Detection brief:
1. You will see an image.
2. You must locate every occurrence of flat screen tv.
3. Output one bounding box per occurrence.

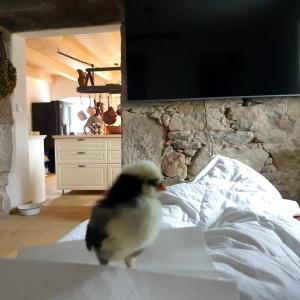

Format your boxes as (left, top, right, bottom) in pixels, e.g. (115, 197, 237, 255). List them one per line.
(125, 0, 300, 101)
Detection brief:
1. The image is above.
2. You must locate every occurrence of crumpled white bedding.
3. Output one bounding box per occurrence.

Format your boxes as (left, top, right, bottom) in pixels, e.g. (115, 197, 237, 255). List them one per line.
(204, 208, 300, 300)
(60, 155, 300, 300)
(159, 154, 298, 229)
(159, 155, 300, 300)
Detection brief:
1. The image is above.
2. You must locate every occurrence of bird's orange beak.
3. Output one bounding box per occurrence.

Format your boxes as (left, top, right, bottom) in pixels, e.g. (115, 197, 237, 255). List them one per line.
(156, 183, 167, 191)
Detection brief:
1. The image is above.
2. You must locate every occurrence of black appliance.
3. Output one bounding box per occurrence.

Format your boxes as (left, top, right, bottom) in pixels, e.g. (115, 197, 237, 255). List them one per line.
(32, 100, 72, 173)
(125, 0, 300, 101)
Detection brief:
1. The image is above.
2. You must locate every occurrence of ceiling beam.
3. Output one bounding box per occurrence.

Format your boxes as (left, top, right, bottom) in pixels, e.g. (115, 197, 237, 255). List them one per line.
(26, 64, 53, 83)
(71, 33, 121, 68)
(55, 36, 112, 81)
(26, 46, 78, 82)
(94, 32, 121, 60)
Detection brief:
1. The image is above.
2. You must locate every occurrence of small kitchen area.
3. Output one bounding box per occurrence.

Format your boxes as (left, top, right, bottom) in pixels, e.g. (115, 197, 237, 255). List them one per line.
(0, 3, 125, 260)
(26, 26, 122, 202)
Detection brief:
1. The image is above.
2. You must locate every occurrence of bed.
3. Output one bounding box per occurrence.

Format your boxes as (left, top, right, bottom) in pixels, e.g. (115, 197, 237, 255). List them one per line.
(57, 155, 300, 300)
(159, 155, 300, 300)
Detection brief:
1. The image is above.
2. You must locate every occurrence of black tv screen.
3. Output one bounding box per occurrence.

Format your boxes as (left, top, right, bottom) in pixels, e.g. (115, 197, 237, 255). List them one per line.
(125, 0, 300, 101)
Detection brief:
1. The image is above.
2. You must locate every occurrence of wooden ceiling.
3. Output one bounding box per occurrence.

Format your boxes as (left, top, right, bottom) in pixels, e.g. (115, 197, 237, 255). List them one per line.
(25, 30, 121, 84)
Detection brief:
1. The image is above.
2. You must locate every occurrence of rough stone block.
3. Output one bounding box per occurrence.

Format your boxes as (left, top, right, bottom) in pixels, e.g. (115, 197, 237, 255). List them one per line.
(0, 186, 10, 216)
(122, 112, 166, 166)
(214, 144, 269, 172)
(262, 170, 300, 202)
(0, 125, 12, 172)
(161, 114, 171, 127)
(168, 131, 192, 141)
(269, 149, 300, 171)
(211, 131, 255, 145)
(169, 113, 206, 131)
(0, 97, 13, 124)
(228, 105, 262, 130)
(150, 110, 162, 120)
(261, 165, 277, 173)
(172, 140, 202, 150)
(188, 145, 213, 176)
(193, 131, 209, 143)
(205, 99, 242, 131)
(0, 172, 9, 187)
(183, 149, 198, 157)
(161, 150, 187, 179)
(168, 102, 206, 131)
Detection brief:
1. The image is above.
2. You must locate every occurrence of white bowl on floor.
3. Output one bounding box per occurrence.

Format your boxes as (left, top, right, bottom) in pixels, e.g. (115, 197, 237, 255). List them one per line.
(18, 203, 42, 216)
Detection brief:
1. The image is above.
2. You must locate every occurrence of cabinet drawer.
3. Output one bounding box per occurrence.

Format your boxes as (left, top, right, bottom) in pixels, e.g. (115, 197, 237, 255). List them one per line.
(107, 150, 121, 163)
(57, 150, 107, 164)
(57, 164, 107, 190)
(107, 138, 121, 150)
(56, 138, 107, 151)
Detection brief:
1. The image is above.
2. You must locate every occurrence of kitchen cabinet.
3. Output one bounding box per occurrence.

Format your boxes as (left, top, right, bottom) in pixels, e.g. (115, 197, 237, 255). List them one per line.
(53, 135, 121, 192)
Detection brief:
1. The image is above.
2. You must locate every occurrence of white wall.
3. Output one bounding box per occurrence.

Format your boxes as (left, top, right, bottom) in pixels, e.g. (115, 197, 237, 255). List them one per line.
(7, 34, 31, 208)
(50, 76, 79, 100)
(50, 76, 108, 100)
(26, 76, 51, 132)
(27, 76, 51, 103)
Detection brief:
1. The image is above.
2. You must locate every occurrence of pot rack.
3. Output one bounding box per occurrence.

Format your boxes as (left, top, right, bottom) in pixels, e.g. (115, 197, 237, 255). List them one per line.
(57, 49, 121, 94)
(77, 66, 122, 94)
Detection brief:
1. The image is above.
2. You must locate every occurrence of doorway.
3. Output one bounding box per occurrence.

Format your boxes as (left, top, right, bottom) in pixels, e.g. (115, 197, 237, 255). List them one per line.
(8, 24, 121, 206)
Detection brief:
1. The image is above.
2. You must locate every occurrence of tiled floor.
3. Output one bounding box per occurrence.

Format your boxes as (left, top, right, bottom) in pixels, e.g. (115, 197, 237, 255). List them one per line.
(0, 175, 103, 259)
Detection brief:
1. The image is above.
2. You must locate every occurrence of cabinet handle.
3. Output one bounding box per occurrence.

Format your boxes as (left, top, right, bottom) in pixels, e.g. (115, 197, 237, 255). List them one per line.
(77, 151, 85, 154)
(78, 165, 86, 168)
(77, 138, 85, 141)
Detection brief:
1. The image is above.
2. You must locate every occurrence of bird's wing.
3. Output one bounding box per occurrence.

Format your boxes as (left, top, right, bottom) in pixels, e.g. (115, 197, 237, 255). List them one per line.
(85, 205, 114, 251)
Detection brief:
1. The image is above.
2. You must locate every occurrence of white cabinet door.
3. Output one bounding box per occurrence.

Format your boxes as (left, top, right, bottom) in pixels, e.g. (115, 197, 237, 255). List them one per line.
(107, 137, 121, 150)
(107, 150, 121, 163)
(107, 164, 122, 187)
(57, 164, 107, 190)
(55, 137, 122, 191)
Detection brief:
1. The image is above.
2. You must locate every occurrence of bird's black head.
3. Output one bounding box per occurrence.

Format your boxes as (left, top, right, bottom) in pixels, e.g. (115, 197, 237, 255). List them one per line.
(101, 161, 166, 208)
(101, 174, 144, 208)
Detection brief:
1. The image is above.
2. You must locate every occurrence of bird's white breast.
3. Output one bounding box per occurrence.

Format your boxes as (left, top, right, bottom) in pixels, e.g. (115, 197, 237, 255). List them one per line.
(101, 197, 162, 261)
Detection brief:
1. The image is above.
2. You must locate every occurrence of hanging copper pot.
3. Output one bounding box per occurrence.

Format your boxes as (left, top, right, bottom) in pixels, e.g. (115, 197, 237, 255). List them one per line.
(103, 94, 117, 125)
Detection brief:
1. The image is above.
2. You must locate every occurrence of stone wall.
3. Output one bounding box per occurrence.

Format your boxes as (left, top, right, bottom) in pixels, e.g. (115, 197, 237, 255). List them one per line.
(0, 27, 13, 216)
(123, 98, 300, 203)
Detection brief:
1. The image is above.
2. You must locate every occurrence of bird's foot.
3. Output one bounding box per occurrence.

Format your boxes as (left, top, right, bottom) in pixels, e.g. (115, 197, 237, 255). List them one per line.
(99, 258, 109, 266)
(124, 256, 132, 268)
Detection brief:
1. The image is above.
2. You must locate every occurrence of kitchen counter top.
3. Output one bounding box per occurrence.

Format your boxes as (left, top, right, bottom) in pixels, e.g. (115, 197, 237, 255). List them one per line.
(52, 134, 122, 139)
(29, 135, 47, 139)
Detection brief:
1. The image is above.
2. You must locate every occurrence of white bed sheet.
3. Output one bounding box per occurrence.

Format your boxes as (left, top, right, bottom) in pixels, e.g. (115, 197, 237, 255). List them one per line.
(59, 155, 300, 300)
(159, 155, 300, 300)
(204, 207, 300, 300)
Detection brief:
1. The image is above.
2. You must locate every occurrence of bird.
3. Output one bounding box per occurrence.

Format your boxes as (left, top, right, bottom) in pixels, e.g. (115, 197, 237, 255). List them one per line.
(85, 160, 166, 268)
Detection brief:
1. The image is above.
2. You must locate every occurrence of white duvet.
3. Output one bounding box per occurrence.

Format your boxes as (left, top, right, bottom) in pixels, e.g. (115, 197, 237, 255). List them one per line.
(159, 155, 300, 300)
(60, 155, 300, 300)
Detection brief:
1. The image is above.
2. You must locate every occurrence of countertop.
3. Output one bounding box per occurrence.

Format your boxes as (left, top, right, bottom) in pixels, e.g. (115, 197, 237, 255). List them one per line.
(29, 135, 47, 139)
(52, 134, 122, 139)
